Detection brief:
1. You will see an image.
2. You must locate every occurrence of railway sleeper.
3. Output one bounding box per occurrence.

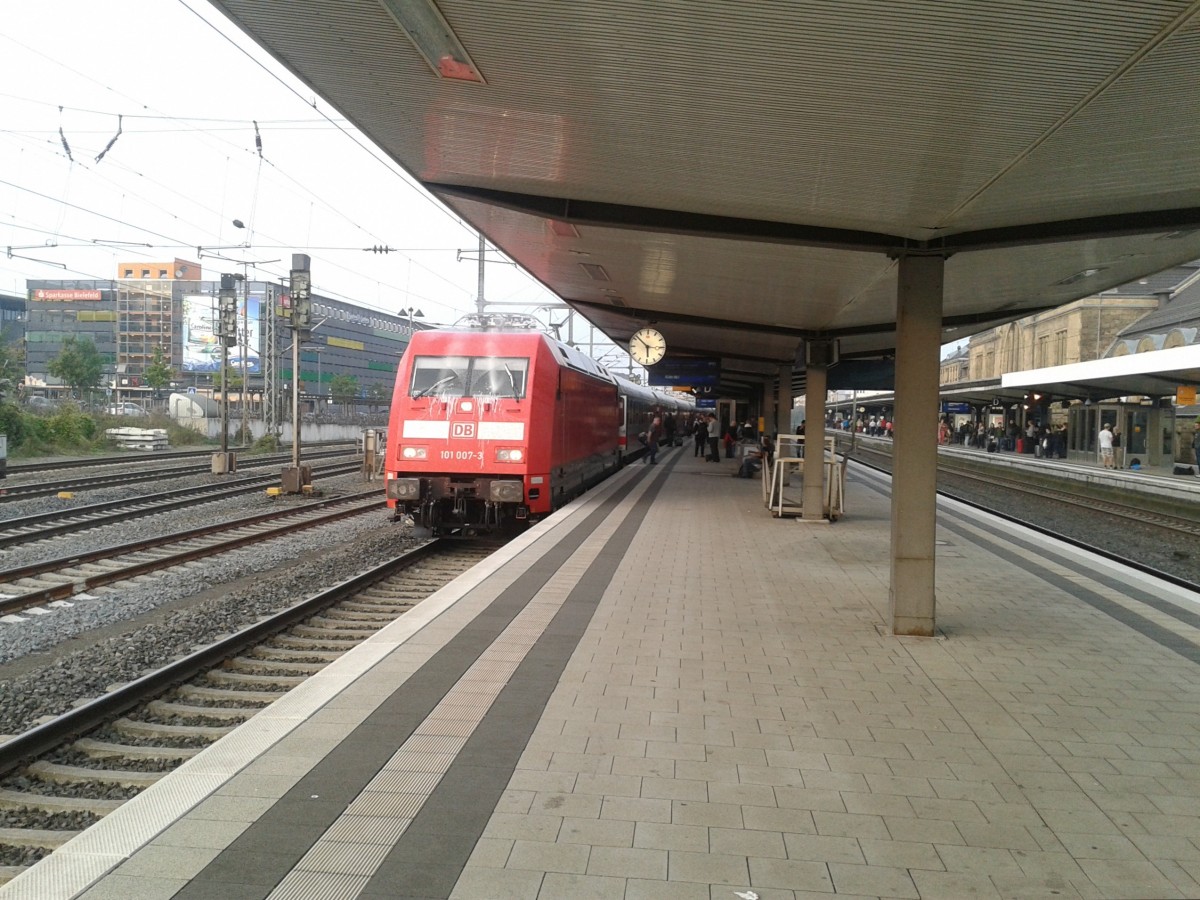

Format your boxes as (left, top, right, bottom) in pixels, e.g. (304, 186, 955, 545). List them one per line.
(361, 589, 441, 601)
(112, 717, 232, 741)
(73, 738, 202, 762)
(25, 761, 162, 790)
(146, 700, 260, 722)
(301, 615, 380, 631)
(0, 827, 80, 850)
(270, 634, 360, 650)
(290, 624, 370, 640)
(0, 788, 122, 815)
(293, 624, 379, 639)
(175, 685, 284, 705)
(338, 600, 409, 613)
(205, 670, 307, 688)
(319, 609, 398, 623)
(250, 646, 344, 662)
(224, 657, 327, 676)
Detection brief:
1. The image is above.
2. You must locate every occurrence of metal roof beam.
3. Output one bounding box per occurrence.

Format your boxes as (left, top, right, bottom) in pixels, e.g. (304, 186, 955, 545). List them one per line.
(431, 184, 901, 253)
(432, 184, 1200, 255)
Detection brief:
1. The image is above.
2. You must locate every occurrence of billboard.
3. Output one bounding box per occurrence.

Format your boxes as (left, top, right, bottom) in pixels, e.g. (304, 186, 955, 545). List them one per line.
(182, 294, 262, 373)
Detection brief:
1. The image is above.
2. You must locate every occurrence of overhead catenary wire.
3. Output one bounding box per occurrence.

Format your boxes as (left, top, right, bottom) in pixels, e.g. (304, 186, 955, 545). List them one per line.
(0, 7, 561, 317)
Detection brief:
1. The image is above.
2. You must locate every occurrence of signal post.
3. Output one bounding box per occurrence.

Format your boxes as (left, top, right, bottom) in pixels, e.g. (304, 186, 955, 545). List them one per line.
(211, 273, 239, 474)
(280, 254, 313, 493)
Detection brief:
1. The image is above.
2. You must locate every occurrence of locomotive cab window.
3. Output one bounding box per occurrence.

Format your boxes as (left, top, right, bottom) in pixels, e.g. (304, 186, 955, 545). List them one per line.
(469, 357, 527, 398)
(409, 356, 528, 399)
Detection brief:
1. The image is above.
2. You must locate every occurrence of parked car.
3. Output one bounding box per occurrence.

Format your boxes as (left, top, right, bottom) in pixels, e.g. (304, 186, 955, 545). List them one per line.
(25, 396, 57, 413)
(106, 401, 149, 417)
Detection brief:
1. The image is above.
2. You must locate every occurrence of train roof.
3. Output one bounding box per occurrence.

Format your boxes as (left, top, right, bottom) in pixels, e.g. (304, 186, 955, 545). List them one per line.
(424, 314, 694, 410)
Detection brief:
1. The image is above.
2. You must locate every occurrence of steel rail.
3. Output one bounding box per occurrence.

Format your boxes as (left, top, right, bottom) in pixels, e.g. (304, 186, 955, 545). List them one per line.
(2, 441, 359, 475)
(0, 449, 356, 502)
(0, 492, 385, 616)
(0, 461, 363, 549)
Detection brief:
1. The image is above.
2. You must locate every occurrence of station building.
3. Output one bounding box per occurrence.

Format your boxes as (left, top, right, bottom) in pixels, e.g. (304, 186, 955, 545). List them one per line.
(23, 261, 420, 407)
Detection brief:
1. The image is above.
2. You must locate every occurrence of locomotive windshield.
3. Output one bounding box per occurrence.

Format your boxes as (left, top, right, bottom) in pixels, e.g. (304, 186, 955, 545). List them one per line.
(410, 356, 528, 399)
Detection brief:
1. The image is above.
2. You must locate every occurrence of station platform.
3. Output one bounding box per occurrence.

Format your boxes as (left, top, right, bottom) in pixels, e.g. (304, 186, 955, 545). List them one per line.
(6, 446, 1200, 900)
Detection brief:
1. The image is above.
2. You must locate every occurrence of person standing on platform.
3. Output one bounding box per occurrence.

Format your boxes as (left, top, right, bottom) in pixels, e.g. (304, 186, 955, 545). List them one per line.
(706, 414, 721, 462)
(1111, 425, 1123, 469)
(693, 416, 707, 457)
(1098, 422, 1114, 469)
(645, 417, 663, 465)
(1191, 421, 1200, 471)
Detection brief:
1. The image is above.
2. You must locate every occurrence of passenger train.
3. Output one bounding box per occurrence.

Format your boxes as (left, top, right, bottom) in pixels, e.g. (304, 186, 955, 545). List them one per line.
(384, 314, 693, 535)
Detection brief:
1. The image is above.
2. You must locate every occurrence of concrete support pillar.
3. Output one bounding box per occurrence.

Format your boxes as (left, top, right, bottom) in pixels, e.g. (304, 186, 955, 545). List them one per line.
(801, 360, 828, 518)
(889, 253, 945, 636)
(760, 379, 773, 436)
(775, 365, 792, 438)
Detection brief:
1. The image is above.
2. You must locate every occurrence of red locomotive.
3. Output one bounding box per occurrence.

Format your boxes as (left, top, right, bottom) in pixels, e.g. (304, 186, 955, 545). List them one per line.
(385, 314, 692, 535)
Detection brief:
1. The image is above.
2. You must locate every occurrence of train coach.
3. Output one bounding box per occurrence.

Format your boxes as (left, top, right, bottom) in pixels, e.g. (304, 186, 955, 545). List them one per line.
(385, 314, 693, 535)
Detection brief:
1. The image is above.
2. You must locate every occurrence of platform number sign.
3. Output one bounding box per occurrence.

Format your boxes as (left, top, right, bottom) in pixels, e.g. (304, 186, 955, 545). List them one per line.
(452, 422, 476, 438)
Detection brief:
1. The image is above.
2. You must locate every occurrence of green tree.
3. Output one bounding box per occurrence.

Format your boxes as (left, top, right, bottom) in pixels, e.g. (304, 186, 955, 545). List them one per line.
(217, 364, 243, 391)
(366, 381, 390, 411)
(144, 345, 174, 396)
(47, 336, 104, 398)
(330, 373, 358, 409)
(0, 336, 24, 404)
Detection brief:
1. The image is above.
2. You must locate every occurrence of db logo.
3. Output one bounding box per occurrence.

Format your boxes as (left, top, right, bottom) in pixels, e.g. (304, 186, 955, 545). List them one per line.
(451, 422, 476, 438)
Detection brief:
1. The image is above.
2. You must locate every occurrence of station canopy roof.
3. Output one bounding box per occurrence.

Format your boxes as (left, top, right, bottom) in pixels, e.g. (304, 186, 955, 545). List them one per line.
(1003, 344, 1200, 403)
(211, 0, 1200, 398)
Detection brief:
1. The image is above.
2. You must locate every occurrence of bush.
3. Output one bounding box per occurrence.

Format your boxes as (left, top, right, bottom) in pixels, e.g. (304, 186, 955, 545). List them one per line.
(0, 404, 26, 447)
(251, 433, 281, 454)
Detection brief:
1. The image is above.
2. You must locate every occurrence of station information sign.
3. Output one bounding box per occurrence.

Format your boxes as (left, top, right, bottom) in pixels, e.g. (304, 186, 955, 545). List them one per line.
(647, 357, 719, 387)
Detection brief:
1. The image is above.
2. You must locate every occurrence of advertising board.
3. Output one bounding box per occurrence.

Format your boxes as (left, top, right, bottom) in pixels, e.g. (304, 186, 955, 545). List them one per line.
(182, 294, 262, 373)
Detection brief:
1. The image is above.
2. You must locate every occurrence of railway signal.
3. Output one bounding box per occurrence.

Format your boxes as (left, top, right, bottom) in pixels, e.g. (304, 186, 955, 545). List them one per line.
(212, 274, 239, 475)
(283, 255, 314, 493)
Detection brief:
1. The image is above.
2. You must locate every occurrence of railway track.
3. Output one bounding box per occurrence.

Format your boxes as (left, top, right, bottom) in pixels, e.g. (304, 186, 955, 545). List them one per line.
(847, 440, 1200, 539)
(937, 465, 1200, 537)
(838, 437, 1200, 589)
(1, 442, 358, 476)
(0, 459, 364, 550)
(0, 490, 385, 618)
(0, 448, 357, 504)
(0, 539, 494, 884)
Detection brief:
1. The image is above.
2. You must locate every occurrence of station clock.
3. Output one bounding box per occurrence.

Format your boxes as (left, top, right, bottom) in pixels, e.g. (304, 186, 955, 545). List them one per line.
(629, 327, 667, 366)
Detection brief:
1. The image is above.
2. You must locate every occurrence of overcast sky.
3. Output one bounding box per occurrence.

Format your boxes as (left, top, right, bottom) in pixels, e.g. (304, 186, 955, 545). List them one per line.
(0, 0, 584, 338)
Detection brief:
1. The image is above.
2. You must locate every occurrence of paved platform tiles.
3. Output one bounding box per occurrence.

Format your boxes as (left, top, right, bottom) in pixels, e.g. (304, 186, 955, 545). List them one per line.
(8, 446, 1199, 900)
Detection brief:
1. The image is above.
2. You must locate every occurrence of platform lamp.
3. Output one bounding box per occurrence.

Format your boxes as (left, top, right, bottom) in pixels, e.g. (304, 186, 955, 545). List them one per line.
(401, 306, 424, 329)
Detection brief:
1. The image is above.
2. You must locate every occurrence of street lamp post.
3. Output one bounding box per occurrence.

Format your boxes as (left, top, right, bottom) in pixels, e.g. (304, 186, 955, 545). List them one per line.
(304, 344, 324, 405)
(400, 306, 424, 330)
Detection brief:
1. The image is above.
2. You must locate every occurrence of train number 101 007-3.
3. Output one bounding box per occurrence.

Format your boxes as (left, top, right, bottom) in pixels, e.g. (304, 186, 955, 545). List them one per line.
(440, 450, 484, 462)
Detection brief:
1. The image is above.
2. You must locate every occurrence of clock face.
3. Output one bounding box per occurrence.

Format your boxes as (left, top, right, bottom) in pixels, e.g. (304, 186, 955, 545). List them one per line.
(629, 328, 667, 366)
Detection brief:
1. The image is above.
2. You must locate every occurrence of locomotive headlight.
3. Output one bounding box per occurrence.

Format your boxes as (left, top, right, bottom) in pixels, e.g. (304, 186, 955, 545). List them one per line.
(496, 448, 524, 462)
(401, 446, 428, 459)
